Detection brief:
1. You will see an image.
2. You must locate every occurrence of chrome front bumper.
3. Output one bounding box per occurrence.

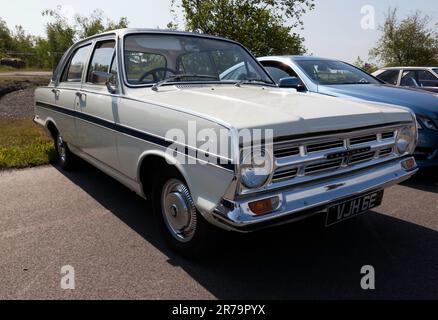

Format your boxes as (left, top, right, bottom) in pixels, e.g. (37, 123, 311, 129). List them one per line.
(211, 157, 417, 232)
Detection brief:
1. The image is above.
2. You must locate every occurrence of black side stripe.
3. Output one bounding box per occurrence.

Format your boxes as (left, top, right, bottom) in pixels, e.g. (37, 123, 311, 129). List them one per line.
(36, 101, 235, 171)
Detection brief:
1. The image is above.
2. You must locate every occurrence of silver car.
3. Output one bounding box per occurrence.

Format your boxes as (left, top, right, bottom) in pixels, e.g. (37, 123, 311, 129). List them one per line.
(34, 30, 418, 256)
(373, 67, 438, 93)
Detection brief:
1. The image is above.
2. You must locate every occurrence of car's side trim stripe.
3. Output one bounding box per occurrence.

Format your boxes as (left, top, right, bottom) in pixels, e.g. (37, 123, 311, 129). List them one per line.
(35, 101, 235, 171)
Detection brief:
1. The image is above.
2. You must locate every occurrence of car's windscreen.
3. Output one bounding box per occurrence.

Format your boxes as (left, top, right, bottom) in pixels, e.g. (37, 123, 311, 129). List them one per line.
(123, 34, 273, 86)
(433, 68, 438, 75)
(295, 60, 379, 85)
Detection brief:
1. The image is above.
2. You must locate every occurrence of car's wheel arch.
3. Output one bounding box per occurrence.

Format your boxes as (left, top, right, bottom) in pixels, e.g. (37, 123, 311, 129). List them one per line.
(44, 118, 60, 139)
(137, 150, 192, 201)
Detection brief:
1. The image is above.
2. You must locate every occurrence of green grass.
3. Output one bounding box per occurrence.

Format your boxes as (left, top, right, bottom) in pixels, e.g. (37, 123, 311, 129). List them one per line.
(0, 65, 15, 73)
(0, 119, 56, 169)
(0, 65, 51, 73)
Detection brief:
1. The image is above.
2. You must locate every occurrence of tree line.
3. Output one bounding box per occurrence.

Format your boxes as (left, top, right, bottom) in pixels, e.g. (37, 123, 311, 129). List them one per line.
(0, 2, 437, 71)
(0, 6, 128, 70)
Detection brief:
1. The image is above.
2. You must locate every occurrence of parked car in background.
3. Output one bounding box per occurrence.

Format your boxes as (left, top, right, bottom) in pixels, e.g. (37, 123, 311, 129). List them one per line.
(34, 30, 418, 256)
(253, 56, 438, 167)
(0, 57, 26, 69)
(373, 67, 438, 93)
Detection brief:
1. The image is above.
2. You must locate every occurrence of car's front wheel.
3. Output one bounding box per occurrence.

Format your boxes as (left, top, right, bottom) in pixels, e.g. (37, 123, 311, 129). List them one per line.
(54, 132, 76, 171)
(153, 168, 220, 257)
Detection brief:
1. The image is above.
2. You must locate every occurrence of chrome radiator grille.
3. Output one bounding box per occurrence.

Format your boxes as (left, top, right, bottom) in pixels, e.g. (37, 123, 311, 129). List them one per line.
(271, 128, 398, 184)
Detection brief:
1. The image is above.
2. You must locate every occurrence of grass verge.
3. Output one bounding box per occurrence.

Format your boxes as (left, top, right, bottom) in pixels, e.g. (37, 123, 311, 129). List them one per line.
(0, 65, 51, 73)
(0, 119, 56, 170)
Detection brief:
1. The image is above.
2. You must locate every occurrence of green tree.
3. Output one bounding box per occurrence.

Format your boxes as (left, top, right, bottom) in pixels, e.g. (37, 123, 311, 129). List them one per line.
(43, 7, 77, 67)
(353, 56, 377, 74)
(0, 18, 14, 56)
(42, 6, 129, 68)
(75, 9, 129, 39)
(370, 8, 438, 66)
(169, 0, 315, 56)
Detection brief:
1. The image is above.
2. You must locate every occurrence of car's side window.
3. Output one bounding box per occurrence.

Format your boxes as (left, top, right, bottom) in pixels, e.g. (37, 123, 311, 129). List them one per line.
(400, 71, 419, 87)
(417, 70, 438, 87)
(260, 61, 298, 83)
(87, 40, 116, 83)
(378, 70, 399, 85)
(60, 44, 91, 83)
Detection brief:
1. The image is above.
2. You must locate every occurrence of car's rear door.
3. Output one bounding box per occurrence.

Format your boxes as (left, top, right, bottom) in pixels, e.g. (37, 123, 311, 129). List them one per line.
(52, 43, 92, 146)
(76, 37, 120, 170)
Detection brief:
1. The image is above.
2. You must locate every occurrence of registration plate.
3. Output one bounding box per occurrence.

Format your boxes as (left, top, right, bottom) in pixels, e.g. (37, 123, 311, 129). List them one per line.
(326, 190, 384, 227)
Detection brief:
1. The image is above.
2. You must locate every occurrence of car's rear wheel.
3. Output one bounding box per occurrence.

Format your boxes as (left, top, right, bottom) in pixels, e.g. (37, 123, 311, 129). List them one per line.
(54, 132, 75, 171)
(153, 168, 220, 257)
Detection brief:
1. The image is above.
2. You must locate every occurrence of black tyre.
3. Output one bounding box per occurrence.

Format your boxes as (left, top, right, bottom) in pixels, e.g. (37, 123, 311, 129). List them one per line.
(54, 132, 76, 171)
(153, 167, 221, 258)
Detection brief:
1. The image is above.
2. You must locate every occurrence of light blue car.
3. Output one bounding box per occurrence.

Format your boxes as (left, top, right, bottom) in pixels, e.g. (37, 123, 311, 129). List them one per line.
(251, 56, 438, 167)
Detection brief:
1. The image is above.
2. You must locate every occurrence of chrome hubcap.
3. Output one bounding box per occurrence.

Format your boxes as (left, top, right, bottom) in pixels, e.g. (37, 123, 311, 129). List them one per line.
(56, 135, 66, 163)
(161, 179, 197, 243)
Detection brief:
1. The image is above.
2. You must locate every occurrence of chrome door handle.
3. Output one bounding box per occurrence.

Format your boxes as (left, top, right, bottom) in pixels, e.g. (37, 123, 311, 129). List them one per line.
(75, 92, 87, 100)
(51, 89, 60, 97)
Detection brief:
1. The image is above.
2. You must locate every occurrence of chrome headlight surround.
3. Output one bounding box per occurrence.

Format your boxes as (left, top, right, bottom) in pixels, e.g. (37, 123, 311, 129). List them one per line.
(395, 125, 417, 155)
(240, 148, 273, 189)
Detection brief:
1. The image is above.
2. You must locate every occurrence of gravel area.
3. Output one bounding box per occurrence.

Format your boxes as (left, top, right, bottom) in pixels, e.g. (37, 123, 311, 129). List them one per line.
(0, 88, 36, 119)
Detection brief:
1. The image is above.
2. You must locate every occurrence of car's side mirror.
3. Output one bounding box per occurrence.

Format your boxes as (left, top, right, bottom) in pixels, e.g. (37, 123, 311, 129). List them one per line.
(278, 77, 306, 92)
(91, 71, 117, 94)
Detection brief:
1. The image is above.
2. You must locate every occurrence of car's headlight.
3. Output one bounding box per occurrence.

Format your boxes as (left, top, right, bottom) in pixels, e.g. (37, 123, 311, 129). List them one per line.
(395, 126, 417, 155)
(417, 116, 437, 131)
(240, 149, 273, 189)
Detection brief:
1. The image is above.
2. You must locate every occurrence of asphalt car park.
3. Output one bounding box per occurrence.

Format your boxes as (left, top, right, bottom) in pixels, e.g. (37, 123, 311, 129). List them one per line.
(0, 162, 437, 300)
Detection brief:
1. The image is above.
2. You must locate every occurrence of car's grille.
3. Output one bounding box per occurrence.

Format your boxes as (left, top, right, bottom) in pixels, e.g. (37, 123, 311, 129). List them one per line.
(274, 145, 300, 158)
(306, 140, 344, 153)
(350, 134, 377, 146)
(272, 167, 299, 182)
(304, 159, 343, 175)
(350, 150, 376, 164)
(271, 127, 398, 184)
(381, 132, 395, 140)
(379, 147, 394, 157)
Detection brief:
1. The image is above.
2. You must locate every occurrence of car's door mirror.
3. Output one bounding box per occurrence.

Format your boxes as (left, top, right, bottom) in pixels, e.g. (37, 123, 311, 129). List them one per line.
(91, 71, 117, 94)
(278, 77, 306, 92)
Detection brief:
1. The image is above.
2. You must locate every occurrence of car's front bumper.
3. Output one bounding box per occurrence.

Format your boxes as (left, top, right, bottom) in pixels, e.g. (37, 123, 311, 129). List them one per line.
(210, 157, 417, 232)
(415, 130, 438, 167)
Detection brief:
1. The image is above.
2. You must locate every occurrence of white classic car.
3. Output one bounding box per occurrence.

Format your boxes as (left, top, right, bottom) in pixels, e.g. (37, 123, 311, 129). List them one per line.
(34, 29, 418, 256)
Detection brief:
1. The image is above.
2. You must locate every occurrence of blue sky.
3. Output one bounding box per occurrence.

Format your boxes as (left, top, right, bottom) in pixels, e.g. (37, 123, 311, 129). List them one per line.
(1, 0, 437, 64)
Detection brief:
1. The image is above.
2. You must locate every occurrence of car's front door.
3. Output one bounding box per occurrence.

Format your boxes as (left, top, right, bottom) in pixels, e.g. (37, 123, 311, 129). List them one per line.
(76, 38, 120, 170)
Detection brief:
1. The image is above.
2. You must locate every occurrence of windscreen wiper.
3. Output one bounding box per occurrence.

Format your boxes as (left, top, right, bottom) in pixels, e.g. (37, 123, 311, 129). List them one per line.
(235, 78, 273, 87)
(152, 73, 219, 91)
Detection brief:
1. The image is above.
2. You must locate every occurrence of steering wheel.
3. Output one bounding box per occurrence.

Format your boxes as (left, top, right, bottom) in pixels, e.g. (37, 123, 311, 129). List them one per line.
(139, 67, 177, 82)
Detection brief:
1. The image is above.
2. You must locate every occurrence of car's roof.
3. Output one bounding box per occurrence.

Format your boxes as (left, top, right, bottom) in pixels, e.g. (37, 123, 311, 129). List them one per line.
(379, 66, 438, 70)
(259, 55, 340, 62)
(79, 28, 235, 43)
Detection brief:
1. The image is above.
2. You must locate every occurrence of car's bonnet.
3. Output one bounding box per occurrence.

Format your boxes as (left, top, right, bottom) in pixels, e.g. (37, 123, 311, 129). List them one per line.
(317, 84, 438, 119)
(128, 85, 413, 137)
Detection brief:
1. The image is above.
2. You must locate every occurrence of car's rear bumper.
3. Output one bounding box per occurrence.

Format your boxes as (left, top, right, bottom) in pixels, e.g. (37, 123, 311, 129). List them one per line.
(210, 157, 417, 232)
